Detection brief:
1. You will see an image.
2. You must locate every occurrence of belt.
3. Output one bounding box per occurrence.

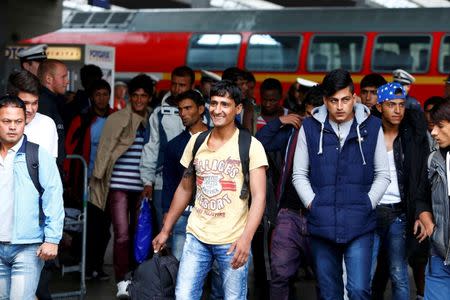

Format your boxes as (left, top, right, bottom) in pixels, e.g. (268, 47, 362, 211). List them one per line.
(379, 202, 403, 210)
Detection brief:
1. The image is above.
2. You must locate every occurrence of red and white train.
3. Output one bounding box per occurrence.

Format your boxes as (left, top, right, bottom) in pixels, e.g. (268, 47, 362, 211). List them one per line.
(25, 7, 450, 103)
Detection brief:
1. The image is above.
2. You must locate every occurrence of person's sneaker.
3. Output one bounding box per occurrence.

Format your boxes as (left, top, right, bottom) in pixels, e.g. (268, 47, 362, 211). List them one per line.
(116, 280, 130, 299)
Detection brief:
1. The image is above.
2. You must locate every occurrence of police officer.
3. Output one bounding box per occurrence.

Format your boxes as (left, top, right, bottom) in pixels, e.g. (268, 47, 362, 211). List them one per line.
(392, 69, 421, 111)
(17, 44, 47, 76)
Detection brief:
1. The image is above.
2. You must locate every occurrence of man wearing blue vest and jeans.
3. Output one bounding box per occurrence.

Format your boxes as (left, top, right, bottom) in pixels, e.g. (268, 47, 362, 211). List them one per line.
(293, 69, 390, 299)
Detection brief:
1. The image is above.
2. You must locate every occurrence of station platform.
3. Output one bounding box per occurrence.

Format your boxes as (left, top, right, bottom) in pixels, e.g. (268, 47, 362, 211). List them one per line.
(48, 234, 418, 299)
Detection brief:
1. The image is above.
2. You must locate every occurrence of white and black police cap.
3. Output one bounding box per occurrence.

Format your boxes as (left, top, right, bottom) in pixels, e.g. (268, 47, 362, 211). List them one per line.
(392, 69, 415, 85)
(17, 44, 48, 62)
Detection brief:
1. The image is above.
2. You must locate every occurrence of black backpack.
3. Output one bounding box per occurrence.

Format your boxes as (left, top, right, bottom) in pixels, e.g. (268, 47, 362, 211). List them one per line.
(25, 141, 44, 198)
(190, 128, 276, 280)
(128, 252, 179, 300)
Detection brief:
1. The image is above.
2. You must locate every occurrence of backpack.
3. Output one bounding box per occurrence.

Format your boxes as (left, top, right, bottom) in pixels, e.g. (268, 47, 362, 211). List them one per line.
(25, 141, 44, 198)
(127, 251, 179, 300)
(190, 128, 276, 280)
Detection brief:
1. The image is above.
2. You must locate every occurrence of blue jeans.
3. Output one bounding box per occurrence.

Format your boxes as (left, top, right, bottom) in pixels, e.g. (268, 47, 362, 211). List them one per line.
(424, 255, 450, 300)
(172, 213, 224, 300)
(172, 213, 189, 261)
(371, 214, 409, 300)
(311, 232, 373, 300)
(176, 233, 250, 300)
(0, 243, 44, 300)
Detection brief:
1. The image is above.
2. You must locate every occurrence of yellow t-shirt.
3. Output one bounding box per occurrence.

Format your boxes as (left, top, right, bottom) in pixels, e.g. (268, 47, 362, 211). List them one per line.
(180, 129, 268, 245)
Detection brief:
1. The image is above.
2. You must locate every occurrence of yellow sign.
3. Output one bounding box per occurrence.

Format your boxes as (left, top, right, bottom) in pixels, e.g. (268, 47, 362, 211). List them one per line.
(46, 47, 82, 61)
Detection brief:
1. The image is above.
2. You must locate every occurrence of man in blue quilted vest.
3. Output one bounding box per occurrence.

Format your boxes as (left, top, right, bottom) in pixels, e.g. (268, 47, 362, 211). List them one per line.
(292, 69, 390, 300)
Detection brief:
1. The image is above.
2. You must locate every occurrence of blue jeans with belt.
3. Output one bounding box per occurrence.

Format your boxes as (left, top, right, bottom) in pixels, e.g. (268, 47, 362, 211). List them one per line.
(0, 243, 44, 300)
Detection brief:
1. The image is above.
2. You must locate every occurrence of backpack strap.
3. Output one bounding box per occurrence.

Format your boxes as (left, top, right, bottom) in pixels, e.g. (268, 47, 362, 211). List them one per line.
(192, 129, 211, 158)
(238, 128, 252, 200)
(156, 109, 168, 171)
(186, 129, 211, 207)
(25, 141, 44, 198)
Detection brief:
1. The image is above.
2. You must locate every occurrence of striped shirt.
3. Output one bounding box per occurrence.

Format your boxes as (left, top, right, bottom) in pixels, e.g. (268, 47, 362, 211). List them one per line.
(110, 127, 145, 191)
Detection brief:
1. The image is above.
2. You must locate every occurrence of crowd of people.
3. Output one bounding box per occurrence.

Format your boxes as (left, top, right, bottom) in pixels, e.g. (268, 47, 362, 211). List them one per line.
(2, 43, 450, 300)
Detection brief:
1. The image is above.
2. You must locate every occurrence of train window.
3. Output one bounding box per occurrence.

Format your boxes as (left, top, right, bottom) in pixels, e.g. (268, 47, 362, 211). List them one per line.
(307, 35, 365, 72)
(372, 35, 432, 73)
(439, 35, 450, 73)
(245, 34, 301, 71)
(187, 34, 241, 70)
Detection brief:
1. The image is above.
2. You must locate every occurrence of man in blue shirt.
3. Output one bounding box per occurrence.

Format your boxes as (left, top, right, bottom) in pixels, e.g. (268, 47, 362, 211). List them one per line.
(0, 95, 64, 300)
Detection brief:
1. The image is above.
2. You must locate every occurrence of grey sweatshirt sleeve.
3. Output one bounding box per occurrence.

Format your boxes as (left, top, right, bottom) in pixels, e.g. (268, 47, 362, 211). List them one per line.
(292, 126, 315, 208)
(139, 108, 160, 186)
(368, 127, 391, 208)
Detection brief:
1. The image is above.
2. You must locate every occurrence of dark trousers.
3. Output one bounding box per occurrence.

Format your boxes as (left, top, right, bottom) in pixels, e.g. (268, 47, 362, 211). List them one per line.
(270, 209, 314, 300)
(86, 202, 111, 273)
(109, 190, 140, 282)
(251, 224, 273, 300)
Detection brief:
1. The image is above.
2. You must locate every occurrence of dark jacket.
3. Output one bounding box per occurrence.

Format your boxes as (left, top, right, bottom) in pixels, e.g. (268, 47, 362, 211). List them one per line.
(255, 118, 304, 211)
(38, 86, 66, 169)
(390, 110, 429, 252)
(421, 148, 450, 263)
(161, 129, 192, 214)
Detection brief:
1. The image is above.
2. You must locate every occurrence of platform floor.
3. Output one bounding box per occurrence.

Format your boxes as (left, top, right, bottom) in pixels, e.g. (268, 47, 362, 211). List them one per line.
(48, 236, 419, 300)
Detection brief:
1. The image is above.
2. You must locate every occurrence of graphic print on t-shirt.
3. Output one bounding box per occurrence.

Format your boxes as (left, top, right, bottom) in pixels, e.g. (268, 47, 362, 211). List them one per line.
(194, 156, 240, 216)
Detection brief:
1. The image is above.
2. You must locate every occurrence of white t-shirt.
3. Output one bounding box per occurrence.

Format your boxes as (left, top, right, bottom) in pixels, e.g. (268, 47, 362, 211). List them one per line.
(25, 112, 58, 158)
(379, 150, 401, 205)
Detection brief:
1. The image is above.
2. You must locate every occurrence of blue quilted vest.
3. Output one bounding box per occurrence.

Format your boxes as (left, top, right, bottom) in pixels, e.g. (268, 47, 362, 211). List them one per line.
(302, 115, 381, 243)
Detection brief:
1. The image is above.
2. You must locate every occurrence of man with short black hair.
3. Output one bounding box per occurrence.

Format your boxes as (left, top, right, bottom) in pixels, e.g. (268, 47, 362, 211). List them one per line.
(153, 80, 268, 299)
(293, 69, 390, 299)
(256, 85, 324, 300)
(161, 90, 208, 259)
(370, 82, 429, 300)
(417, 98, 450, 299)
(64, 64, 104, 129)
(90, 74, 153, 298)
(360, 73, 387, 109)
(7, 70, 58, 158)
(255, 78, 288, 132)
(222, 67, 254, 131)
(0, 95, 64, 300)
(140, 66, 195, 230)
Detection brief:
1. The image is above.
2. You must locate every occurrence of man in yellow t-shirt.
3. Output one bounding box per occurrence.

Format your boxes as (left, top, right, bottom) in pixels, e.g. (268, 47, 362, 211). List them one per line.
(153, 80, 268, 300)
